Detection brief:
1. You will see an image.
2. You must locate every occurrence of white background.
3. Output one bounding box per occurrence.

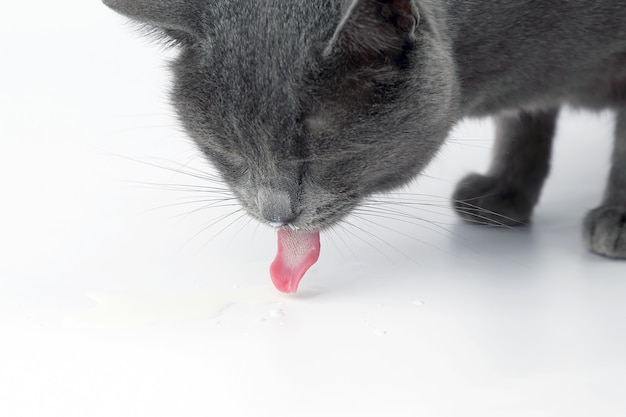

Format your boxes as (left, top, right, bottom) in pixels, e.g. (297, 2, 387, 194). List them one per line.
(1, 1, 625, 416)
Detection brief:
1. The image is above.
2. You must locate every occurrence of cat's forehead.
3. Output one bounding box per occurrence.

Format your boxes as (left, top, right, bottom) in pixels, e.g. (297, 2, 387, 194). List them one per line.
(179, 0, 413, 161)
(190, 3, 339, 150)
(208, 2, 337, 74)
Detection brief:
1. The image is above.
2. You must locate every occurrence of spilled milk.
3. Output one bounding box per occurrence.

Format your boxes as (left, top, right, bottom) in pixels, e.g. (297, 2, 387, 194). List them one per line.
(66, 287, 284, 328)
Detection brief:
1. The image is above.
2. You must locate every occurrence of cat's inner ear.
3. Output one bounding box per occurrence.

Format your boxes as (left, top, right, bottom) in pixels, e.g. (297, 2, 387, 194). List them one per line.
(326, 0, 420, 59)
(103, 0, 203, 38)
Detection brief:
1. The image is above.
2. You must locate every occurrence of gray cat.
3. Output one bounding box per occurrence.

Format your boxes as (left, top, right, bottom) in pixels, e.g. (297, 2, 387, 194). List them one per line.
(103, 0, 626, 261)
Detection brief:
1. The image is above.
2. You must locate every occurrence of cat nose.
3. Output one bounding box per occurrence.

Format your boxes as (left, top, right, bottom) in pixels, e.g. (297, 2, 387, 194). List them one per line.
(257, 186, 297, 227)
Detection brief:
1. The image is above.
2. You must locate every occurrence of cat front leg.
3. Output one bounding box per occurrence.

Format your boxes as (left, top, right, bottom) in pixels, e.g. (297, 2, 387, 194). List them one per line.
(452, 108, 559, 226)
(583, 107, 626, 258)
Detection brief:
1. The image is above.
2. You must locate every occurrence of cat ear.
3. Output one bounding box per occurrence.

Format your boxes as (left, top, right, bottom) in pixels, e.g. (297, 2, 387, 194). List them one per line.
(326, 0, 420, 59)
(103, 0, 204, 37)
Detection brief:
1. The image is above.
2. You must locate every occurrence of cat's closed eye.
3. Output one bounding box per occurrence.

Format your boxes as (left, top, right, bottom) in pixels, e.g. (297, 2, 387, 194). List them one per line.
(205, 150, 249, 180)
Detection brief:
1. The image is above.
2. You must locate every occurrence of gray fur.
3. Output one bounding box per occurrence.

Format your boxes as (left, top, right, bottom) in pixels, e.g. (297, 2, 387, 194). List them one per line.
(453, 108, 558, 226)
(102, 0, 204, 36)
(103, 0, 626, 258)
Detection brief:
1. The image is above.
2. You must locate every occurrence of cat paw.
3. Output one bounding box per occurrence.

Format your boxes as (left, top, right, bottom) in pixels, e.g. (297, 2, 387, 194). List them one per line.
(452, 173, 533, 227)
(583, 205, 626, 259)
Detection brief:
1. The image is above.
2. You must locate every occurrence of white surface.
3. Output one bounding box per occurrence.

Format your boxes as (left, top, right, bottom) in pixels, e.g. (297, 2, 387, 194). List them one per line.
(1, 2, 625, 416)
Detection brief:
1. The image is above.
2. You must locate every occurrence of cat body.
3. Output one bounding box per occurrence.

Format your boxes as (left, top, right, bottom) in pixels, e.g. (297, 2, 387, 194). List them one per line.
(104, 0, 626, 259)
(450, 1, 626, 114)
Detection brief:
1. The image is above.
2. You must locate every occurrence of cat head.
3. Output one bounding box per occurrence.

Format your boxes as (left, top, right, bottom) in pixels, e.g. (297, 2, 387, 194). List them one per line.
(104, 0, 459, 231)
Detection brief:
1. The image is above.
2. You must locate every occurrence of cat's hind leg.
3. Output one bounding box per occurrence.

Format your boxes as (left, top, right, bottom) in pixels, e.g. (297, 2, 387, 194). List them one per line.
(452, 108, 559, 226)
(583, 106, 626, 258)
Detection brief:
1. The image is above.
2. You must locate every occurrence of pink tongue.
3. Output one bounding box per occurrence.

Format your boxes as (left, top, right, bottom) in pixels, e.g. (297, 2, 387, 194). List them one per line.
(270, 229, 320, 293)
